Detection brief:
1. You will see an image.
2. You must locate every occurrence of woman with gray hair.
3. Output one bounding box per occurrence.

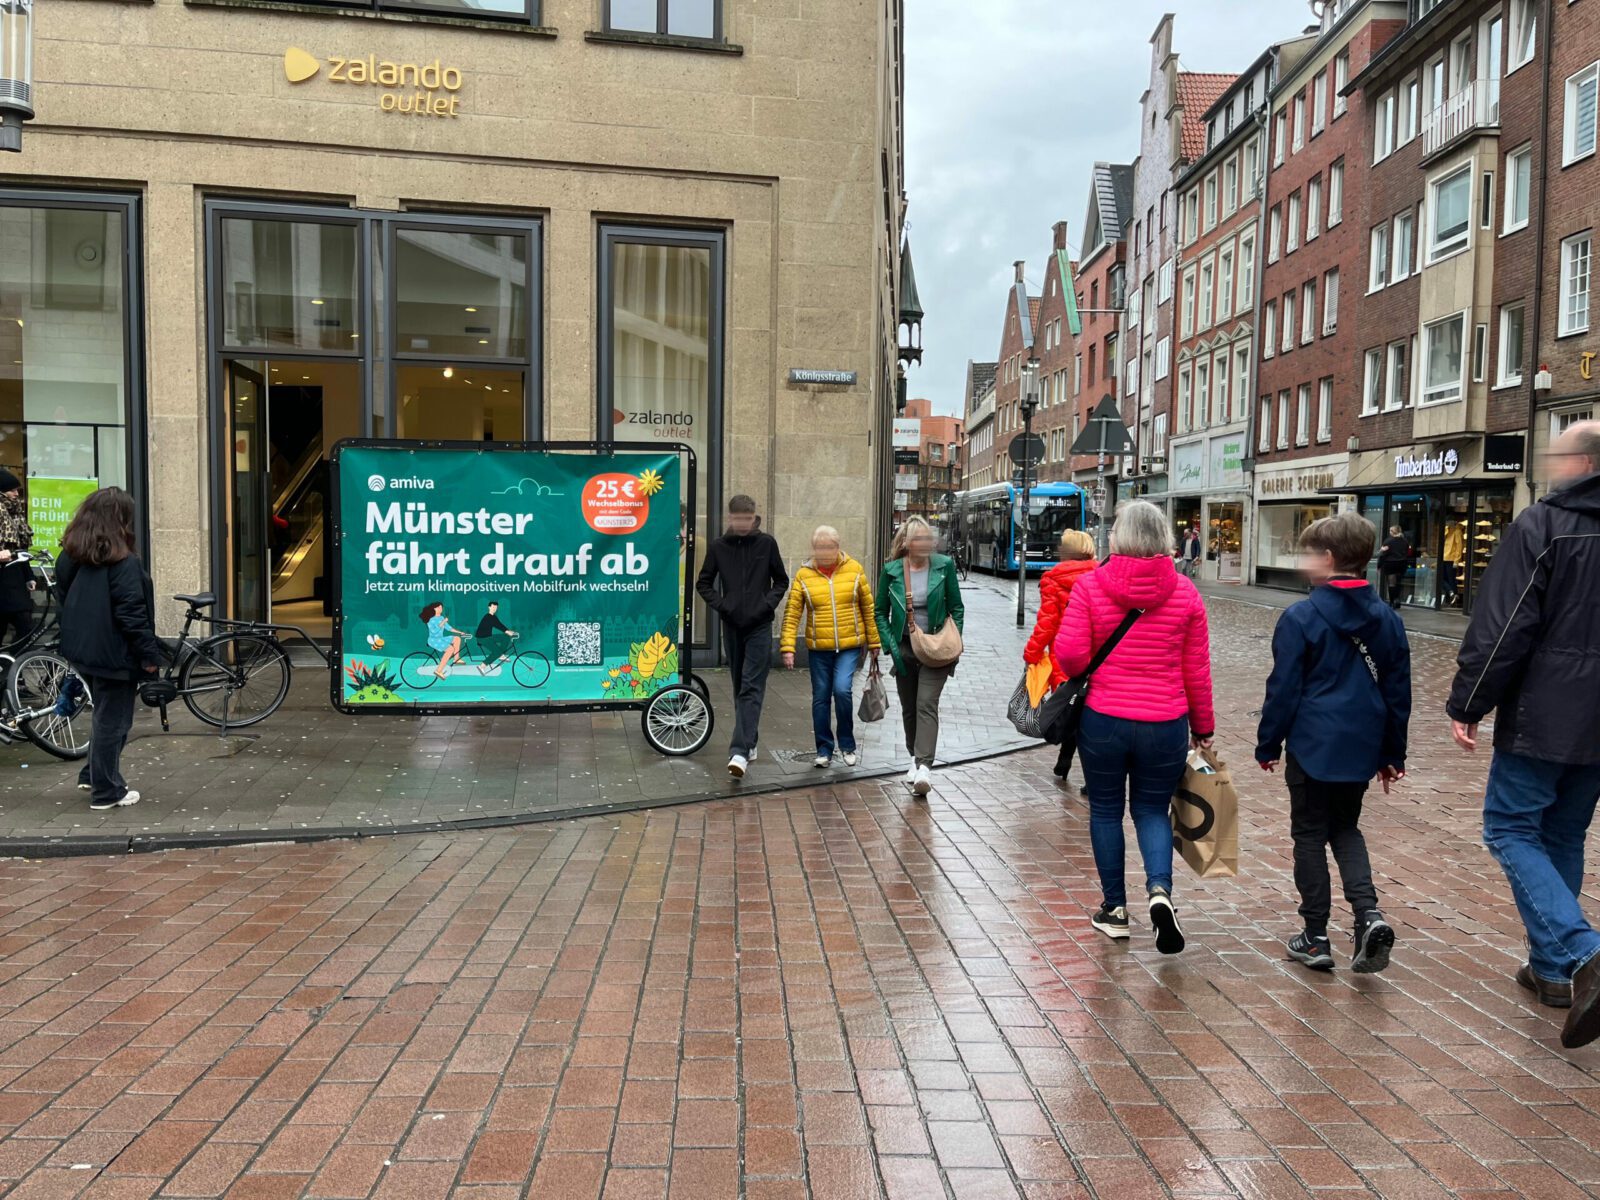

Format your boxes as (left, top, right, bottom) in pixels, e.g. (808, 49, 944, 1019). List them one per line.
(1054, 499, 1214, 952)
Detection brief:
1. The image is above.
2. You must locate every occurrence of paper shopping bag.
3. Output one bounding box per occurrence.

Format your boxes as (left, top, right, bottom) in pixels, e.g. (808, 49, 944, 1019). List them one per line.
(1171, 748, 1240, 879)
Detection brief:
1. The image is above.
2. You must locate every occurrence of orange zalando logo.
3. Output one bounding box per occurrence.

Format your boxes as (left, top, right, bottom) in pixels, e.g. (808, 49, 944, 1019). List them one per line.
(283, 47, 464, 117)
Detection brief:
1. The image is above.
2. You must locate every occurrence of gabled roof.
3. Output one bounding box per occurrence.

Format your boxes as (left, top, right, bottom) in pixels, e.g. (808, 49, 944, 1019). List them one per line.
(1176, 72, 1237, 161)
(1083, 162, 1134, 258)
(966, 361, 997, 409)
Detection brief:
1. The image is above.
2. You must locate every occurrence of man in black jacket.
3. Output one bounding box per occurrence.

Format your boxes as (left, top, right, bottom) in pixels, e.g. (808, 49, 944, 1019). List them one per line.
(696, 495, 788, 779)
(1377, 526, 1410, 609)
(1448, 421, 1600, 1047)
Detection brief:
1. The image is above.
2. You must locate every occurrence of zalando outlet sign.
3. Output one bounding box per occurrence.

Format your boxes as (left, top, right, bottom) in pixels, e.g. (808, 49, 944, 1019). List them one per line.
(284, 46, 465, 117)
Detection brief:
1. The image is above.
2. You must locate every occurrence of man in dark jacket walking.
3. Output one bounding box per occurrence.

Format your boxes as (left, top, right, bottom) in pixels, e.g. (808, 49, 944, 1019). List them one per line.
(1448, 421, 1600, 1047)
(696, 495, 788, 779)
(1377, 526, 1410, 608)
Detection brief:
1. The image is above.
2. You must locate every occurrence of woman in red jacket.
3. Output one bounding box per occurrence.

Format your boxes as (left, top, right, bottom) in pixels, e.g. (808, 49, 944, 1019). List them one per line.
(1023, 529, 1097, 786)
(1054, 500, 1214, 954)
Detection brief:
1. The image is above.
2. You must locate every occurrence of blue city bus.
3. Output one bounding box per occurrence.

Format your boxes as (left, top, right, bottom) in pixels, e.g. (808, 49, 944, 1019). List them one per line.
(951, 482, 1088, 573)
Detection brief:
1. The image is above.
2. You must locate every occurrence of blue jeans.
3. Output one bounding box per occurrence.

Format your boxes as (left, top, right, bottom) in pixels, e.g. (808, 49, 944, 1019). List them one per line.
(1078, 708, 1189, 909)
(808, 647, 861, 756)
(1483, 750, 1600, 982)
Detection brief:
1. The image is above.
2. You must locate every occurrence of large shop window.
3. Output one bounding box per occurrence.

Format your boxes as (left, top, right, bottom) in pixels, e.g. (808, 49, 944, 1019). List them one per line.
(210, 204, 540, 632)
(598, 226, 724, 648)
(1256, 501, 1332, 586)
(0, 193, 143, 556)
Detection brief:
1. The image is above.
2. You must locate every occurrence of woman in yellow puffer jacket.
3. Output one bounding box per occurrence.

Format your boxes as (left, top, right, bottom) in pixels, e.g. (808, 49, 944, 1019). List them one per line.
(780, 526, 882, 768)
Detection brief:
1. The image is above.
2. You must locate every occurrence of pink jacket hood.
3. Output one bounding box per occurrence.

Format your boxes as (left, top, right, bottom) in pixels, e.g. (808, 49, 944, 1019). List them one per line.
(1094, 553, 1181, 612)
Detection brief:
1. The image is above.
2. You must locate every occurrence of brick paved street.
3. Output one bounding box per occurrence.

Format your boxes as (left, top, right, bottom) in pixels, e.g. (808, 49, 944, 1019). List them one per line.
(2, 598, 1598, 1198)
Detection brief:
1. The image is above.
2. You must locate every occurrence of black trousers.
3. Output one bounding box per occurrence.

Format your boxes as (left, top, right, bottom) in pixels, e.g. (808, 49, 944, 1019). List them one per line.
(1054, 732, 1078, 779)
(1381, 569, 1405, 607)
(1287, 754, 1378, 936)
(0, 606, 34, 650)
(77, 674, 137, 804)
(723, 622, 772, 758)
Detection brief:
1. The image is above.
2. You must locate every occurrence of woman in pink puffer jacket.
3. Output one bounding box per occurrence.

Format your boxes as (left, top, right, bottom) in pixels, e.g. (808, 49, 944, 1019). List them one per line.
(1054, 500, 1215, 954)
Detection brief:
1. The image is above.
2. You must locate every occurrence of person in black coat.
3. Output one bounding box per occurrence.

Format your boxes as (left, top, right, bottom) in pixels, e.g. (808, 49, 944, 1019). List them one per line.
(695, 494, 788, 778)
(1448, 421, 1600, 1046)
(0, 469, 35, 649)
(1376, 526, 1410, 608)
(55, 488, 164, 813)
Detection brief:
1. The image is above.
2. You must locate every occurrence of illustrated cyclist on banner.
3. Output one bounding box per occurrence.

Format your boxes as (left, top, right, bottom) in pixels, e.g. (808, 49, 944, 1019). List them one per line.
(419, 602, 469, 679)
(474, 600, 520, 675)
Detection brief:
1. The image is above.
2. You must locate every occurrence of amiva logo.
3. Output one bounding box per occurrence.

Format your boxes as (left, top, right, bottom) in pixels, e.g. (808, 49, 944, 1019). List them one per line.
(283, 47, 465, 118)
(368, 474, 436, 492)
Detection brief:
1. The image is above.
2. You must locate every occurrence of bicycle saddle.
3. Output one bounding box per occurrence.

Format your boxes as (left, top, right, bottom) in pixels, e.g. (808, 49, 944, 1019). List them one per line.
(174, 592, 216, 608)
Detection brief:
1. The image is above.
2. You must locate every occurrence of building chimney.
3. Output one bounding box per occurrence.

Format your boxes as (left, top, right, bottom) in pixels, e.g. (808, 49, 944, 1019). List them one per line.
(1053, 221, 1069, 251)
(1014, 260, 1027, 284)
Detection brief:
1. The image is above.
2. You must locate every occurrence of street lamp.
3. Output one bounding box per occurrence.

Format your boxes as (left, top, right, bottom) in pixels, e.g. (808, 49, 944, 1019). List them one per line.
(0, 0, 34, 153)
(1016, 357, 1041, 628)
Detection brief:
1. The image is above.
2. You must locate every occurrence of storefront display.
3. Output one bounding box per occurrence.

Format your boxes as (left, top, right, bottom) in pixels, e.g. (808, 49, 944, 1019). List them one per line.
(1256, 501, 1332, 589)
(1351, 483, 1515, 612)
(1209, 501, 1243, 581)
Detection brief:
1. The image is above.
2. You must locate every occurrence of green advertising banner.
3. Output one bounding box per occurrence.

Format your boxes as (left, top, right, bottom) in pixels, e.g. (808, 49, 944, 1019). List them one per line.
(27, 476, 98, 558)
(334, 443, 686, 713)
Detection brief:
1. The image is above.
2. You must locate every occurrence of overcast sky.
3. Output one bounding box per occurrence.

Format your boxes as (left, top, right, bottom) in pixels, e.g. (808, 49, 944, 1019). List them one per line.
(904, 0, 1308, 416)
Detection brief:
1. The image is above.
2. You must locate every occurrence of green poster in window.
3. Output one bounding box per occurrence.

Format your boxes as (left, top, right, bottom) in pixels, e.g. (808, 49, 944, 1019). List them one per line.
(332, 442, 685, 712)
(27, 476, 98, 559)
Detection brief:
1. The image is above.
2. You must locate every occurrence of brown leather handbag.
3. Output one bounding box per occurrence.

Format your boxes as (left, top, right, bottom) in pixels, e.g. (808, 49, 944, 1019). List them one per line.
(909, 617, 963, 668)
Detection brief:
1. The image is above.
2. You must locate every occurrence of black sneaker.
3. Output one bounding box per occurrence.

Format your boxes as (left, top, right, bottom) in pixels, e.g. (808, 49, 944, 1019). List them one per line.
(1090, 904, 1130, 939)
(1352, 911, 1395, 974)
(1148, 887, 1185, 955)
(1288, 931, 1334, 971)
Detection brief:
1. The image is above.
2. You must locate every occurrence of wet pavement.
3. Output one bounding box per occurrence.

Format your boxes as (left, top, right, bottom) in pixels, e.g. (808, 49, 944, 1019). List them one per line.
(0, 597, 1593, 1199)
(0, 580, 1036, 854)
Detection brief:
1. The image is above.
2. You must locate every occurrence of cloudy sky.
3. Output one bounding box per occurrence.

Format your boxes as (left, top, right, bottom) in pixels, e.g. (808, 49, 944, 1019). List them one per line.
(905, 0, 1308, 415)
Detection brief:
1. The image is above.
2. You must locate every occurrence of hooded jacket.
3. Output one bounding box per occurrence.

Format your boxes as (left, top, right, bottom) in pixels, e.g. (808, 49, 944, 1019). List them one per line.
(1024, 558, 1096, 688)
(779, 554, 881, 654)
(1255, 580, 1412, 781)
(695, 528, 789, 631)
(1447, 471, 1600, 764)
(1052, 554, 1214, 736)
(55, 551, 164, 680)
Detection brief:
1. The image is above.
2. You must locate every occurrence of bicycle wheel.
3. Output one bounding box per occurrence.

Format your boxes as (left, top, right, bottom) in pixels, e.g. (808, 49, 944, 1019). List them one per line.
(512, 651, 551, 689)
(641, 685, 713, 756)
(400, 651, 442, 690)
(686, 673, 711, 702)
(180, 632, 291, 728)
(8, 649, 92, 760)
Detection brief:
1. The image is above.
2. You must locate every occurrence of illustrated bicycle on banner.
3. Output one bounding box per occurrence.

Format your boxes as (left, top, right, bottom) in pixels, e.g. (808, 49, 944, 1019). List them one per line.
(330, 440, 714, 756)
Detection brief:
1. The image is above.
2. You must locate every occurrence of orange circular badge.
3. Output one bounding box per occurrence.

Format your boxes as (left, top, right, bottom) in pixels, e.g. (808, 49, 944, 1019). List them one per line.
(582, 473, 649, 535)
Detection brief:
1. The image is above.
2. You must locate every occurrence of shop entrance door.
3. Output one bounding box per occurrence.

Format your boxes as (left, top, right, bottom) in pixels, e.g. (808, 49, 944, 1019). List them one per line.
(223, 358, 361, 637)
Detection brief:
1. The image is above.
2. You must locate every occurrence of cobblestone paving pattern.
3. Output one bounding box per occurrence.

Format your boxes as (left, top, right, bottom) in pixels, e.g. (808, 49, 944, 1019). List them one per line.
(2, 600, 1598, 1199)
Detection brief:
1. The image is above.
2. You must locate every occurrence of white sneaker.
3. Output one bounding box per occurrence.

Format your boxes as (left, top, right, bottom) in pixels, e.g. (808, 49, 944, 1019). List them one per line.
(728, 754, 748, 779)
(912, 765, 932, 796)
(842, 752, 859, 767)
(906, 762, 919, 782)
(77, 782, 91, 791)
(813, 755, 831, 769)
(749, 746, 759, 761)
(118, 790, 141, 808)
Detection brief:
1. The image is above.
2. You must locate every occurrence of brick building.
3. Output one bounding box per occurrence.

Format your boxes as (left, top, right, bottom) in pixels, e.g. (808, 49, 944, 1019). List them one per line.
(1071, 163, 1133, 503)
(1341, 0, 1543, 613)
(1535, 0, 1600, 455)
(897, 398, 965, 525)
(990, 263, 1042, 489)
(1252, 0, 1407, 590)
(961, 360, 999, 489)
(1032, 222, 1082, 484)
(1169, 39, 1312, 583)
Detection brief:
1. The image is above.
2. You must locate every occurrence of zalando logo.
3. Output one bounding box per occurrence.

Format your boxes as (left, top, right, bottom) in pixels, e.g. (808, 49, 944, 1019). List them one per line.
(283, 47, 465, 117)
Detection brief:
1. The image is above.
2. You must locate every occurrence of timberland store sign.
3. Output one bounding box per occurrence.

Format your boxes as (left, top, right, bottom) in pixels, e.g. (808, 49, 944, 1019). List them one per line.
(284, 47, 464, 117)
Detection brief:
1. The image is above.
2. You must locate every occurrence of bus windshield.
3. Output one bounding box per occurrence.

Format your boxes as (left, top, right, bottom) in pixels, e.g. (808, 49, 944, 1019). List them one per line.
(1025, 495, 1082, 545)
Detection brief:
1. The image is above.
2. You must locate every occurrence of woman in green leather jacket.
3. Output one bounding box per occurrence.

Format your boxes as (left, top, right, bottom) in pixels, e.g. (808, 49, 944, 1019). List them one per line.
(876, 516, 965, 797)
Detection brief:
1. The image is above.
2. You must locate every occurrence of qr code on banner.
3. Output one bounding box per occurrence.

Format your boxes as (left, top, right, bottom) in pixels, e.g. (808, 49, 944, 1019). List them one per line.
(556, 621, 603, 665)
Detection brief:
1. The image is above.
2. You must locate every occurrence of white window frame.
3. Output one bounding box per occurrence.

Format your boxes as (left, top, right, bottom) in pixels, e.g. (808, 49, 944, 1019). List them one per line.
(1427, 165, 1473, 264)
(1274, 110, 1288, 165)
(1213, 350, 1231, 426)
(1181, 267, 1197, 337)
(1281, 291, 1295, 354)
(1307, 177, 1322, 242)
(1224, 158, 1239, 216)
(1073, 353, 1082, 395)
(1295, 384, 1311, 447)
(1509, 0, 1538, 73)
(1362, 348, 1383, 416)
(1287, 194, 1301, 253)
(1374, 91, 1396, 162)
(1421, 312, 1468, 405)
(1328, 159, 1344, 227)
(1334, 51, 1349, 118)
(1234, 346, 1250, 419)
(1560, 232, 1593, 336)
(1481, 171, 1495, 231)
(1244, 138, 1260, 199)
(1239, 233, 1256, 313)
(1199, 262, 1214, 331)
(1317, 377, 1333, 443)
(1293, 93, 1306, 152)
(1301, 280, 1316, 345)
(1269, 206, 1283, 263)
(1156, 336, 1171, 381)
(1392, 211, 1415, 283)
(1496, 303, 1525, 387)
(1565, 63, 1600, 167)
(1195, 360, 1211, 430)
(1259, 397, 1272, 452)
(1386, 340, 1409, 411)
(1311, 70, 1328, 135)
(1218, 246, 1235, 319)
(1504, 144, 1532, 233)
(1204, 174, 1219, 232)
(1178, 364, 1193, 433)
(1473, 322, 1489, 383)
(1262, 300, 1276, 359)
(1400, 74, 1421, 146)
(1277, 390, 1290, 449)
(1323, 268, 1340, 335)
(1370, 223, 1391, 292)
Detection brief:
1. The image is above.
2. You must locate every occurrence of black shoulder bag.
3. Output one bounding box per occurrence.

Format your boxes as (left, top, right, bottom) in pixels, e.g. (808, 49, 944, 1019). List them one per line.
(1038, 608, 1143, 746)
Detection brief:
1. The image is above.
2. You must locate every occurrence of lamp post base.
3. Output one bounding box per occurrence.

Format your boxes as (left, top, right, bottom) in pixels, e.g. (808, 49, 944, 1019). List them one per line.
(0, 112, 24, 153)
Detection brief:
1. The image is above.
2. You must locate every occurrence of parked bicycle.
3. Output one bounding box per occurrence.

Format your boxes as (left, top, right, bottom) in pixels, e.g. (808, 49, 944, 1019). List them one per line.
(0, 552, 96, 760)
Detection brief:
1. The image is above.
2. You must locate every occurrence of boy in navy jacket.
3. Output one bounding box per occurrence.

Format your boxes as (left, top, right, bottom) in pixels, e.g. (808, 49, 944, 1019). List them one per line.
(1256, 513, 1412, 974)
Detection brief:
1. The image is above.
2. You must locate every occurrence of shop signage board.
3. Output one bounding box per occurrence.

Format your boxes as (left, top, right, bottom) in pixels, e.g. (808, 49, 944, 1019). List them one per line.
(893, 449, 919, 466)
(330, 441, 689, 715)
(1172, 442, 1204, 491)
(892, 418, 921, 449)
(284, 47, 466, 118)
(26, 476, 97, 558)
(1484, 434, 1526, 473)
(1208, 434, 1246, 490)
(1394, 448, 1461, 480)
(894, 472, 919, 490)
